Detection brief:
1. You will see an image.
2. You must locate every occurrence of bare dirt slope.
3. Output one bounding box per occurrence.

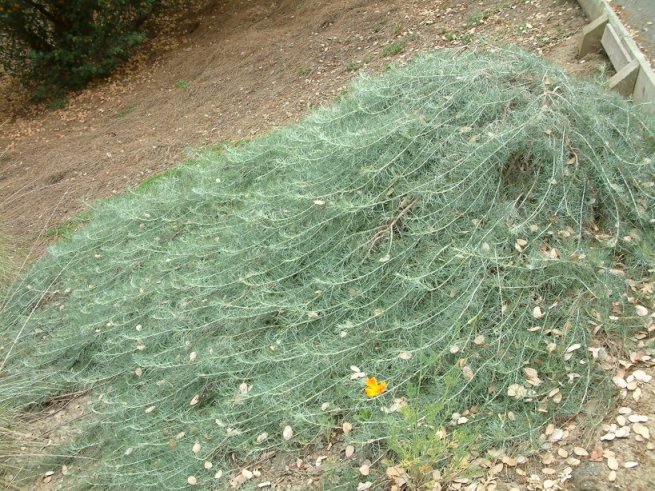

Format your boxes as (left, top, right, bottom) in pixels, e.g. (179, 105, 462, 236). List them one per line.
(0, 0, 597, 258)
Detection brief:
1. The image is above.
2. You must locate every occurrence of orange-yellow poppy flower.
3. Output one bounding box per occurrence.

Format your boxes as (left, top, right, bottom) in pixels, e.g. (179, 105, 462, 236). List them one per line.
(365, 376, 388, 397)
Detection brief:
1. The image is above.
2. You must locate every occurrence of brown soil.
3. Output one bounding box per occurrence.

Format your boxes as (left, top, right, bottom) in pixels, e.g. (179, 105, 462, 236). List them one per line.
(0, 0, 604, 261)
(10, 1, 655, 490)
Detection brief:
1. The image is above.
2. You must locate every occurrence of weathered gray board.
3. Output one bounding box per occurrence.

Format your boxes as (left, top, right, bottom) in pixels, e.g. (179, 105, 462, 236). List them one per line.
(577, 0, 655, 112)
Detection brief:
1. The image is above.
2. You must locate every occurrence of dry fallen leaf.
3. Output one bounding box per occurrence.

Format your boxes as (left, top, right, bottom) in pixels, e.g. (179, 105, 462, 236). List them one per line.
(386, 466, 406, 478)
(398, 351, 413, 360)
(633, 370, 652, 383)
(503, 456, 518, 467)
(343, 422, 352, 434)
(357, 482, 372, 491)
(192, 442, 201, 454)
(507, 384, 527, 399)
(345, 445, 355, 458)
(359, 464, 370, 476)
(145, 405, 156, 414)
(256, 432, 268, 444)
(590, 447, 604, 461)
(549, 428, 565, 443)
(189, 351, 197, 362)
(533, 306, 545, 319)
(542, 453, 555, 465)
(633, 422, 650, 439)
(283, 426, 293, 441)
(633, 387, 643, 401)
(187, 476, 198, 486)
(523, 367, 539, 380)
(204, 461, 213, 470)
(613, 376, 628, 388)
(615, 426, 630, 438)
(190, 394, 200, 406)
(242, 469, 254, 479)
(635, 305, 649, 317)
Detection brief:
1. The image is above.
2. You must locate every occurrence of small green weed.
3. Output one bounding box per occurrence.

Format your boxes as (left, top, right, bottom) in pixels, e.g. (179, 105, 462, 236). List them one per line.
(465, 14, 485, 28)
(175, 80, 189, 90)
(372, 21, 385, 33)
(45, 222, 76, 240)
(345, 61, 362, 72)
(116, 102, 139, 117)
(319, 461, 362, 489)
(388, 381, 478, 487)
(45, 212, 91, 241)
(297, 67, 310, 76)
(137, 167, 186, 192)
(383, 41, 405, 56)
(48, 98, 68, 110)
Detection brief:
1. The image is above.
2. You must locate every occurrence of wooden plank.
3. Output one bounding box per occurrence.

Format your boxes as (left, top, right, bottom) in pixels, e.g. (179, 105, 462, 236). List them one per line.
(579, 14, 609, 57)
(609, 59, 640, 97)
(601, 23, 632, 71)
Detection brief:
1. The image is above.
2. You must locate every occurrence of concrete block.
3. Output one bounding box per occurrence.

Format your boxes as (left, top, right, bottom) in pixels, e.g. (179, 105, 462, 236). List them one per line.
(609, 59, 640, 97)
(577, 0, 606, 19)
(576, 0, 655, 112)
(633, 63, 655, 112)
(579, 14, 608, 57)
(601, 23, 632, 71)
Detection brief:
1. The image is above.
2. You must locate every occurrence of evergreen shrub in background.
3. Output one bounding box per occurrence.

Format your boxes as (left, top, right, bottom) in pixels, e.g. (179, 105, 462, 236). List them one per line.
(0, 0, 157, 97)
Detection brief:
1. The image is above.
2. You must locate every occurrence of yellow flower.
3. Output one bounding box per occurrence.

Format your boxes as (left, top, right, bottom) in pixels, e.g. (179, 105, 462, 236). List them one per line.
(365, 376, 388, 397)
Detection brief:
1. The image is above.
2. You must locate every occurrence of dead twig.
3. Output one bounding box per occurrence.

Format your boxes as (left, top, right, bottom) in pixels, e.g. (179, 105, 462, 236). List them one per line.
(365, 196, 418, 259)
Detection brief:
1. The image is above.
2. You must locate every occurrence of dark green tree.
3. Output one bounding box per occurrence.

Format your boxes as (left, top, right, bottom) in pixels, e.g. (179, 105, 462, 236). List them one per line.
(0, 0, 157, 96)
